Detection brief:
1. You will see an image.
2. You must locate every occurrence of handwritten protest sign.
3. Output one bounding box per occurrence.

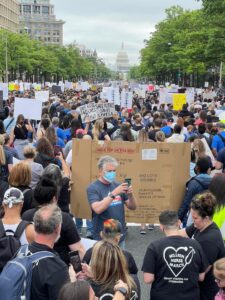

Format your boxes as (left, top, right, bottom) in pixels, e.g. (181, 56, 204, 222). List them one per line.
(0, 83, 8, 100)
(71, 140, 190, 222)
(79, 102, 116, 122)
(35, 91, 49, 102)
(173, 94, 186, 110)
(14, 98, 42, 120)
(121, 90, 133, 108)
(52, 85, 62, 94)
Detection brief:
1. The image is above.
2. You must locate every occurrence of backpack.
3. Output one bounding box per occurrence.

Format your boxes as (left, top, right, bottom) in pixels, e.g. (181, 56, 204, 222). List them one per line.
(0, 244, 55, 300)
(0, 220, 29, 272)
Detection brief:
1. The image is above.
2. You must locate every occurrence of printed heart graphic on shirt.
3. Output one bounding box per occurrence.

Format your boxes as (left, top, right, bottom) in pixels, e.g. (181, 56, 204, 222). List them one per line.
(163, 246, 195, 278)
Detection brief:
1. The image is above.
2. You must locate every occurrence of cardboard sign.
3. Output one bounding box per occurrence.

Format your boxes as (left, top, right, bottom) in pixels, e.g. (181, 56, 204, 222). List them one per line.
(14, 98, 42, 120)
(79, 102, 116, 122)
(173, 94, 186, 111)
(70, 140, 190, 222)
(121, 90, 133, 109)
(35, 91, 49, 103)
(0, 83, 8, 100)
(52, 85, 62, 94)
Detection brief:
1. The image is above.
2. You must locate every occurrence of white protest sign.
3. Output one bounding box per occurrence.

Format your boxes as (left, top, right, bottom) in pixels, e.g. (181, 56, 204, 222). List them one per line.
(24, 82, 31, 91)
(0, 83, 8, 100)
(201, 138, 216, 167)
(185, 88, 195, 104)
(14, 98, 42, 120)
(81, 82, 89, 91)
(19, 82, 24, 92)
(35, 91, 49, 103)
(121, 90, 133, 109)
(79, 102, 116, 122)
(65, 81, 73, 90)
(203, 91, 216, 99)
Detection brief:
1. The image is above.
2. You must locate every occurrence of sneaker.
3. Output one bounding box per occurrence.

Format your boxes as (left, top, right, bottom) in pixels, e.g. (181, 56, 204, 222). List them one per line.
(86, 230, 93, 239)
(140, 229, 146, 234)
(148, 224, 154, 230)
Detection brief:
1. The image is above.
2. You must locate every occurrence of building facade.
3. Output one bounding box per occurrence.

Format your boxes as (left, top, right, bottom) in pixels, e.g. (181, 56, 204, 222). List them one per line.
(19, 0, 65, 45)
(116, 43, 130, 73)
(0, 0, 20, 32)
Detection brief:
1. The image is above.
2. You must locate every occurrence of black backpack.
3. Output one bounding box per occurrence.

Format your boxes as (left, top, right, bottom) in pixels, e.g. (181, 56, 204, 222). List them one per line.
(0, 220, 29, 272)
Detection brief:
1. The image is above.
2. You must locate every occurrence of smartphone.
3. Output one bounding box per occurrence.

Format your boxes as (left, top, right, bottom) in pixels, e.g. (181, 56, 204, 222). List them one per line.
(69, 250, 82, 273)
(124, 178, 132, 187)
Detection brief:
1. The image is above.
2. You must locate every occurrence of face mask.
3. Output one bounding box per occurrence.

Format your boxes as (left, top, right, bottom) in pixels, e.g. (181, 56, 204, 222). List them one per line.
(103, 171, 116, 183)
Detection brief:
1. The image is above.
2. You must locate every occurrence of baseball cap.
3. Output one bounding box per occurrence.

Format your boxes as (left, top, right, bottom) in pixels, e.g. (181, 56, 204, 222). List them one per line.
(3, 188, 24, 208)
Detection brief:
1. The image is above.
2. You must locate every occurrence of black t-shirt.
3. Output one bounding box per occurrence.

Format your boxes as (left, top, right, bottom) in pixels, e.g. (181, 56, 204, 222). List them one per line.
(17, 186, 34, 215)
(142, 236, 208, 300)
(83, 247, 138, 275)
(58, 177, 70, 213)
(148, 129, 160, 141)
(14, 124, 28, 140)
(91, 274, 140, 300)
(22, 208, 81, 265)
(186, 223, 225, 300)
(29, 242, 69, 300)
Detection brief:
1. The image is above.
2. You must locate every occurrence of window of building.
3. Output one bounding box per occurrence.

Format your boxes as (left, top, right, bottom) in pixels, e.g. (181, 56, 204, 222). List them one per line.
(23, 5, 31, 13)
(34, 6, 40, 14)
(42, 6, 49, 15)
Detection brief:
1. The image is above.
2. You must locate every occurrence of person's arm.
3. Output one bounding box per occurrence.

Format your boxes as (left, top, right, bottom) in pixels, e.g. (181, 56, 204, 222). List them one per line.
(56, 152, 70, 178)
(143, 273, 155, 284)
(104, 134, 111, 141)
(113, 280, 129, 300)
(199, 272, 205, 282)
(25, 120, 33, 132)
(69, 241, 86, 260)
(90, 183, 129, 215)
(124, 185, 137, 210)
(178, 182, 197, 221)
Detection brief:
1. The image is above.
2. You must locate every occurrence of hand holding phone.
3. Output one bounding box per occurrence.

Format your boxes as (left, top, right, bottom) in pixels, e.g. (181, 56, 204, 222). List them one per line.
(124, 178, 132, 187)
(69, 250, 82, 273)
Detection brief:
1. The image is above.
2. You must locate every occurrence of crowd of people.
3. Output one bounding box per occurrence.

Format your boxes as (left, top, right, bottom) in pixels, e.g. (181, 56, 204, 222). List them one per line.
(0, 84, 225, 299)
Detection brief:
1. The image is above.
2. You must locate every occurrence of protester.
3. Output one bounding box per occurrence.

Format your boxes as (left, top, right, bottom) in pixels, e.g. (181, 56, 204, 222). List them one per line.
(166, 124, 185, 143)
(8, 162, 34, 214)
(87, 156, 137, 245)
(0, 134, 13, 182)
(13, 114, 33, 160)
(178, 157, 212, 226)
(213, 258, 225, 300)
(211, 123, 225, 157)
(83, 219, 138, 275)
(29, 204, 70, 300)
(81, 241, 139, 299)
(142, 210, 208, 300)
(209, 174, 225, 241)
(23, 146, 44, 189)
(22, 176, 85, 264)
(0, 187, 35, 271)
(180, 192, 225, 300)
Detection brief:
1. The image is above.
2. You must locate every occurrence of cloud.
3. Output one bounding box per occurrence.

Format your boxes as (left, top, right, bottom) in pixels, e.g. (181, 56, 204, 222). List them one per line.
(53, 0, 202, 65)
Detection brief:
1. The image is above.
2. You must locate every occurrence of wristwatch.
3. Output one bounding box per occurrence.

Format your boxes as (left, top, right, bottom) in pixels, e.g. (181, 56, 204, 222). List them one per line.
(108, 192, 116, 199)
(115, 287, 128, 297)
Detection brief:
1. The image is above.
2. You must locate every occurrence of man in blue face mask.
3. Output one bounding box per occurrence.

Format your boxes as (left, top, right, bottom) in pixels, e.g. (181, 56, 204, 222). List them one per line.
(87, 155, 137, 247)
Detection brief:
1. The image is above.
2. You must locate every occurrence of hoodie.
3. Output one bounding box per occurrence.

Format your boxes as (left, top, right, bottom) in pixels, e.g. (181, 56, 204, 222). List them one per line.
(178, 173, 212, 223)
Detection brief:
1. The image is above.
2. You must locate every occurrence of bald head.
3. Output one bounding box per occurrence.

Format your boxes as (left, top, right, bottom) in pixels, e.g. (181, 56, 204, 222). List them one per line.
(34, 204, 62, 235)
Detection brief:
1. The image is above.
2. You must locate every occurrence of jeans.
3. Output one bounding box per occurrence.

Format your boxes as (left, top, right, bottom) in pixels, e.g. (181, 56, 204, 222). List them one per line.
(75, 218, 93, 233)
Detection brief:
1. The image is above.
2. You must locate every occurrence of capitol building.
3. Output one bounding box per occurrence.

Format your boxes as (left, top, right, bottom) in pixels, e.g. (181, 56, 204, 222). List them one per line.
(116, 43, 130, 77)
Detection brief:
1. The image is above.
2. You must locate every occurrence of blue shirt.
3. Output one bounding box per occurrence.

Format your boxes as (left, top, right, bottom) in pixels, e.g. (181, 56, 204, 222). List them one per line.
(211, 131, 225, 153)
(87, 180, 128, 241)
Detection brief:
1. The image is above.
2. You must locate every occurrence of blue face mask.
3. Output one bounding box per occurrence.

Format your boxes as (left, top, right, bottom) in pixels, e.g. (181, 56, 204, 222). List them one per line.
(103, 171, 116, 183)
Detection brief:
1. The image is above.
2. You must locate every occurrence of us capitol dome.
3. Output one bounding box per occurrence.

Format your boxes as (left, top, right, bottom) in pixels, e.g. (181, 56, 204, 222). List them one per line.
(116, 43, 130, 73)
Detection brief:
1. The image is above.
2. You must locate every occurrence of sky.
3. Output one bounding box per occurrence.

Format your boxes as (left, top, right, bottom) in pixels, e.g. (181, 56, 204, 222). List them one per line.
(53, 0, 202, 67)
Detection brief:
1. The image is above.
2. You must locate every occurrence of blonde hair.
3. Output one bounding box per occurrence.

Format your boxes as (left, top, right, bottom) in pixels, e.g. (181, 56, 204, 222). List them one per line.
(90, 241, 136, 296)
(92, 119, 104, 141)
(0, 134, 6, 165)
(214, 258, 225, 280)
(156, 131, 165, 142)
(9, 162, 31, 187)
(192, 139, 206, 161)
